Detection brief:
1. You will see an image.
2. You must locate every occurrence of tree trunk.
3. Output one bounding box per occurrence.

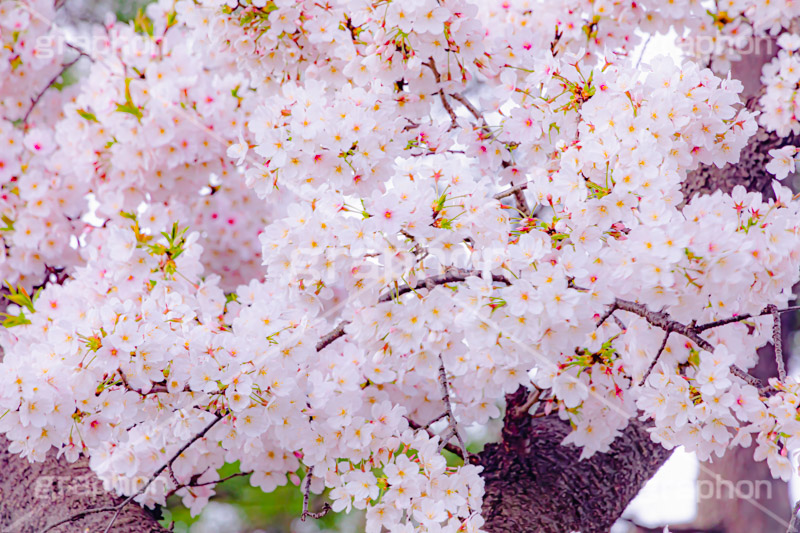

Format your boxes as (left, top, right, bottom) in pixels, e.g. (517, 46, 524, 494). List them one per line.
(691, 444, 791, 533)
(479, 389, 673, 532)
(0, 436, 169, 533)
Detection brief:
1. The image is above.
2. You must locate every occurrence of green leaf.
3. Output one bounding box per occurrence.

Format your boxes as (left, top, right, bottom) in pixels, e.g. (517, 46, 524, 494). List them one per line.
(0, 214, 14, 232)
(115, 78, 143, 121)
(116, 102, 143, 120)
(77, 109, 98, 122)
(4, 283, 36, 313)
(133, 8, 154, 36)
(2, 313, 31, 327)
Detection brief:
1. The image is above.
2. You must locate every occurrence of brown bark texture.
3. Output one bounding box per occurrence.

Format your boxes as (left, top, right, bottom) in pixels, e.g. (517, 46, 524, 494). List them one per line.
(0, 436, 169, 532)
(479, 38, 797, 533)
(478, 389, 673, 533)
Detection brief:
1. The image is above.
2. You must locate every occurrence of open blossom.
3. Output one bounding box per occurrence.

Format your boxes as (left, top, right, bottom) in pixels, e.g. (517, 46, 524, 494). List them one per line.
(766, 145, 798, 180)
(227, 135, 249, 166)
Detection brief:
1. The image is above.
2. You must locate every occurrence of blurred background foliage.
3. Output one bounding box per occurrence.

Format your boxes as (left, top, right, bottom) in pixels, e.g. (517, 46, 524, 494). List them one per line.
(158, 463, 364, 533)
(56, 0, 154, 24)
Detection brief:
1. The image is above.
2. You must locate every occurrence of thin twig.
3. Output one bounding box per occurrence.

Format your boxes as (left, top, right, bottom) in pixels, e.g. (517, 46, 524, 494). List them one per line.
(301, 467, 332, 521)
(316, 269, 511, 352)
(185, 471, 249, 488)
(377, 268, 510, 303)
(636, 34, 653, 69)
(769, 304, 786, 381)
(41, 414, 224, 533)
(422, 59, 458, 130)
(439, 89, 458, 130)
(436, 355, 469, 461)
(640, 329, 671, 386)
(596, 302, 618, 328)
(449, 92, 486, 126)
(423, 57, 490, 133)
(406, 417, 465, 458)
(788, 498, 800, 533)
(423, 411, 448, 429)
(22, 48, 89, 125)
(695, 305, 800, 332)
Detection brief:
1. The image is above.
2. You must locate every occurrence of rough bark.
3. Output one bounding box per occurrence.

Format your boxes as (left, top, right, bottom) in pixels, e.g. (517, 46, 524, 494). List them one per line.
(0, 436, 169, 533)
(0, 331, 166, 532)
(479, 389, 673, 533)
(691, 445, 790, 533)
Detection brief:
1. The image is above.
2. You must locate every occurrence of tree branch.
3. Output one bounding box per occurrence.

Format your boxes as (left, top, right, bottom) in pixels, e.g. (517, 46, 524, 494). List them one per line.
(406, 417, 466, 460)
(317, 269, 511, 352)
(609, 298, 765, 389)
(640, 329, 671, 386)
(695, 305, 800, 332)
(435, 354, 469, 461)
(787, 498, 800, 533)
(494, 182, 529, 200)
(479, 388, 672, 533)
(377, 268, 510, 303)
(22, 48, 90, 125)
(769, 304, 786, 381)
(301, 467, 331, 521)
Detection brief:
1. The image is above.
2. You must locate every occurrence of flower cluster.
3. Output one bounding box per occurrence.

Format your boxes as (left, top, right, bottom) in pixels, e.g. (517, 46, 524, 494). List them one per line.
(0, 220, 483, 531)
(0, 2, 88, 287)
(760, 34, 800, 137)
